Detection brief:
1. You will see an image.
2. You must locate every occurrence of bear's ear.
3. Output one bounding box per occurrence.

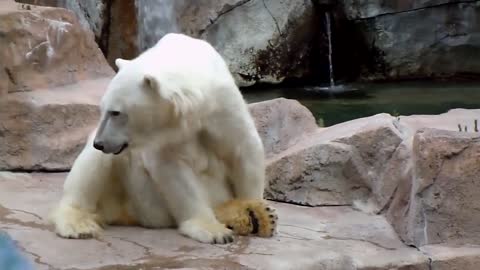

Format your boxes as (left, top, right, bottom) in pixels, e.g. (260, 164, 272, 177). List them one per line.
(143, 73, 204, 118)
(115, 58, 131, 70)
(143, 74, 160, 92)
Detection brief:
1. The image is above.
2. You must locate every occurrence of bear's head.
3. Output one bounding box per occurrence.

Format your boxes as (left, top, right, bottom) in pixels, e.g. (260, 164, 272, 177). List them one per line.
(92, 58, 204, 155)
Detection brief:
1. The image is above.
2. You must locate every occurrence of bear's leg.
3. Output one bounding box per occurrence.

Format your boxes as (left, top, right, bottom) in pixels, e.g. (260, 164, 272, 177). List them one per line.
(230, 143, 266, 199)
(142, 156, 234, 244)
(214, 199, 278, 237)
(49, 143, 112, 239)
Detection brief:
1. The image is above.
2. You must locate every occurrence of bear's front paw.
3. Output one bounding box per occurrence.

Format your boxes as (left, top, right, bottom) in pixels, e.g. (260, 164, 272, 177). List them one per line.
(50, 204, 102, 239)
(179, 218, 234, 244)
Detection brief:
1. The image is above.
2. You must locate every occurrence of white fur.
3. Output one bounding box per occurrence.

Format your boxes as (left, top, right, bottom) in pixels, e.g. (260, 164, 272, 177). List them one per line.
(50, 34, 265, 244)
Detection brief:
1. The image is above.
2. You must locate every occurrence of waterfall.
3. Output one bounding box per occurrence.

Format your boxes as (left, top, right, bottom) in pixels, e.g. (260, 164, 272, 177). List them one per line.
(325, 12, 335, 87)
(135, 0, 182, 52)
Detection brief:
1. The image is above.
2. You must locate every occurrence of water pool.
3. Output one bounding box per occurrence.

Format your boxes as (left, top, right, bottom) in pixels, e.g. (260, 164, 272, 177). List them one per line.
(242, 81, 480, 127)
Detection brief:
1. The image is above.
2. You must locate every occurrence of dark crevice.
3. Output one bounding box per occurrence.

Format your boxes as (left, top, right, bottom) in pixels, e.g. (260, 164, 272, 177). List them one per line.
(266, 198, 350, 207)
(99, 0, 113, 58)
(4, 68, 16, 85)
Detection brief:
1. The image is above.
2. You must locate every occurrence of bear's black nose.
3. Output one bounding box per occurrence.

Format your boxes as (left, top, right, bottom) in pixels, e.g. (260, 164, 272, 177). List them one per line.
(93, 141, 104, 151)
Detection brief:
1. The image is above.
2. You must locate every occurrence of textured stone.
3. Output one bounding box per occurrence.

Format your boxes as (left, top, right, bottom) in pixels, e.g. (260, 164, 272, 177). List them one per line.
(60, 0, 318, 87)
(387, 128, 480, 247)
(341, 0, 465, 20)
(0, 78, 110, 171)
(200, 0, 317, 87)
(249, 98, 318, 157)
(0, 0, 113, 95)
(421, 245, 480, 270)
(0, 172, 430, 270)
(351, 2, 480, 81)
(259, 101, 403, 207)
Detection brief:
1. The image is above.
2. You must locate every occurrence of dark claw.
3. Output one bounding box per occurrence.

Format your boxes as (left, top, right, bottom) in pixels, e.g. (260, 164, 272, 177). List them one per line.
(266, 207, 271, 211)
(223, 236, 233, 243)
(213, 238, 218, 244)
(269, 214, 274, 218)
(271, 220, 275, 225)
(78, 233, 92, 239)
(226, 225, 233, 230)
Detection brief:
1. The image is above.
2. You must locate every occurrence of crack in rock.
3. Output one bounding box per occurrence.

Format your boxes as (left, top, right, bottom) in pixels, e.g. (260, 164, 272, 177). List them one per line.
(353, 0, 480, 20)
(200, 0, 253, 35)
(322, 235, 398, 251)
(261, 0, 282, 37)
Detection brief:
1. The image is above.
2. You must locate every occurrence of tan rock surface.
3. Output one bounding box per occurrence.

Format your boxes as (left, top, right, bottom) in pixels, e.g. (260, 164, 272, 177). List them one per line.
(0, 0, 113, 95)
(387, 128, 480, 247)
(0, 78, 110, 171)
(0, 172, 430, 270)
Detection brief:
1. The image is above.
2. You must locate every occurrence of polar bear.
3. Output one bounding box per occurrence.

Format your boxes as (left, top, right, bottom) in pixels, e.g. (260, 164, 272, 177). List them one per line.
(49, 33, 277, 244)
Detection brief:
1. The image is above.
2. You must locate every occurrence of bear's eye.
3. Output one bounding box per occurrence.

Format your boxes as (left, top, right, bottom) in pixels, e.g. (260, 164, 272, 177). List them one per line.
(110, 111, 121, 116)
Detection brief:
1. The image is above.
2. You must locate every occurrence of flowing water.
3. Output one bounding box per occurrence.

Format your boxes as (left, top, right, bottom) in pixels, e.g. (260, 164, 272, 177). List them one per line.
(243, 81, 480, 127)
(325, 12, 335, 88)
(135, 0, 181, 52)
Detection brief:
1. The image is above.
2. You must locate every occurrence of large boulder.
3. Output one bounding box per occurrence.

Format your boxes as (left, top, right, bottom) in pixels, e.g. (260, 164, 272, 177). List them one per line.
(0, 78, 109, 171)
(254, 98, 480, 249)
(0, 1, 112, 95)
(199, 0, 317, 87)
(255, 98, 404, 207)
(387, 128, 480, 247)
(57, 0, 319, 86)
(342, 1, 480, 80)
(0, 0, 113, 171)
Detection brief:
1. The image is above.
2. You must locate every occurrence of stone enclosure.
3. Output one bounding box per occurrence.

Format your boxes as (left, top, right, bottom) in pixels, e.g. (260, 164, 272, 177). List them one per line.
(1, 0, 480, 269)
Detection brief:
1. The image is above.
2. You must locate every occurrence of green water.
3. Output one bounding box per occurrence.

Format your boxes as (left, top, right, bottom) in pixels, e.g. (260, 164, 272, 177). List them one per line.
(242, 81, 480, 127)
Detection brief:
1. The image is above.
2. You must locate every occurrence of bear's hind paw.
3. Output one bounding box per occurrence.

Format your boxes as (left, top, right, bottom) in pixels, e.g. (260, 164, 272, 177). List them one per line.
(215, 199, 278, 238)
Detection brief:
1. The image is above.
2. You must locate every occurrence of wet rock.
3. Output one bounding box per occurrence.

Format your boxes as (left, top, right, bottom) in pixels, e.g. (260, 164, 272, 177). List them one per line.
(0, 172, 430, 270)
(0, 0, 113, 95)
(341, 0, 465, 20)
(348, 1, 480, 80)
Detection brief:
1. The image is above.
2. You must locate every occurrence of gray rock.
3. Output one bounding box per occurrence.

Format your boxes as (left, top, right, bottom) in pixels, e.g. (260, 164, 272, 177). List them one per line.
(350, 1, 480, 80)
(341, 0, 466, 20)
(59, 0, 318, 87)
(200, 0, 317, 87)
